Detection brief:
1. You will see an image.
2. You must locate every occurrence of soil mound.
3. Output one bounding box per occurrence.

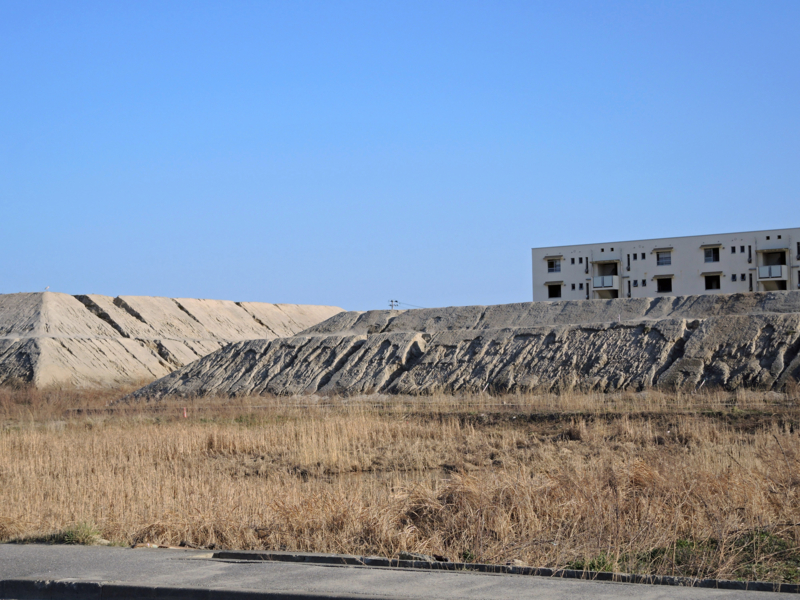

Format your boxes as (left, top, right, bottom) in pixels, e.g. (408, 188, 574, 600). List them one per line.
(130, 291, 800, 398)
(0, 292, 343, 387)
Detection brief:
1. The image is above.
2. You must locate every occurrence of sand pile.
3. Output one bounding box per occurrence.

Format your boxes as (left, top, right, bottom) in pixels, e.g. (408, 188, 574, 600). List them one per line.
(0, 292, 343, 387)
(131, 292, 800, 398)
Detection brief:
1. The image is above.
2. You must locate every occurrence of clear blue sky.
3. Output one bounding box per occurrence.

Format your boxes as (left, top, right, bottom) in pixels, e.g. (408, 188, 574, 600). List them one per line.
(1, 1, 798, 311)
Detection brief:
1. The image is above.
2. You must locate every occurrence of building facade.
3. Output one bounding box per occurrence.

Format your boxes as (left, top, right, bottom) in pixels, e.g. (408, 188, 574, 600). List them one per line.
(532, 228, 800, 301)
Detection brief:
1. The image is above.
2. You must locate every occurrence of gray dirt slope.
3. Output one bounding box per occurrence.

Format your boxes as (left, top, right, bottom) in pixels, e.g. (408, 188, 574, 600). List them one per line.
(0, 292, 343, 388)
(130, 291, 800, 399)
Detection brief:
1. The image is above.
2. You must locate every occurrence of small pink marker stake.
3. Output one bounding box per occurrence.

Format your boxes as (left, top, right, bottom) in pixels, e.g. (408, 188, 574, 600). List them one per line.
(183, 407, 188, 418)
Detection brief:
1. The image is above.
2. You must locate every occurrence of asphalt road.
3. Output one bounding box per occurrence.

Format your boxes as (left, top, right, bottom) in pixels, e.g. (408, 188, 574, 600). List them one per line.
(0, 544, 796, 600)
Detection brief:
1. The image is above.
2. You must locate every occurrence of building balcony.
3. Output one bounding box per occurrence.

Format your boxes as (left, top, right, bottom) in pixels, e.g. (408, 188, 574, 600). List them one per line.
(593, 275, 619, 289)
(758, 265, 786, 279)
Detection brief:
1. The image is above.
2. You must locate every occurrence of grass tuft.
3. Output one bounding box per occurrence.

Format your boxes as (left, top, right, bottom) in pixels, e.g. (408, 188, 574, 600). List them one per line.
(9, 521, 107, 545)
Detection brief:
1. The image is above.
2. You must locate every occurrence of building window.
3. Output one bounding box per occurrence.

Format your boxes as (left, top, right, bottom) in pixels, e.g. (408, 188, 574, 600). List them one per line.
(741, 273, 746, 280)
(731, 274, 737, 282)
(641, 253, 645, 260)
(656, 278, 672, 293)
(548, 284, 561, 299)
(571, 257, 575, 264)
(601, 248, 605, 252)
(740, 246, 745, 253)
(633, 253, 638, 260)
(705, 275, 721, 290)
(778, 235, 782, 239)
(767, 236, 771, 240)
(656, 251, 671, 266)
(610, 247, 614, 251)
(731, 246, 736, 254)
(763, 251, 787, 266)
(642, 279, 647, 287)
(547, 259, 561, 273)
(571, 283, 575, 290)
(579, 257, 583, 264)
(633, 280, 639, 287)
(579, 283, 583, 290)
(704, 248, 720, 263)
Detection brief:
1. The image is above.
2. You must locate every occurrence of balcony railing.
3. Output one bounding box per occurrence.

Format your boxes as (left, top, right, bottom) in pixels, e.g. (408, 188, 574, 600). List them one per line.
(759, 265, 784, 279)
(593, 276, 618, 289)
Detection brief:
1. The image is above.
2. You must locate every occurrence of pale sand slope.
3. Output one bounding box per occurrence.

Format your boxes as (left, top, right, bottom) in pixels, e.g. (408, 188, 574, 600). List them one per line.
(0, 292, 343, 388)
(131, 291, 800, 399)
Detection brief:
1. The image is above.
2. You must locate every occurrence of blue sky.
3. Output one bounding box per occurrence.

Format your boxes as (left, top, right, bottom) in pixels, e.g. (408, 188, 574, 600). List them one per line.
(1, 1, 798, 311)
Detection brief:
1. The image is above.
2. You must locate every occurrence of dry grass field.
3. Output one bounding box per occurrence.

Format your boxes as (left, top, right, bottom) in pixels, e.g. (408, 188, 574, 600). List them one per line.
(1, 385, 800, 583)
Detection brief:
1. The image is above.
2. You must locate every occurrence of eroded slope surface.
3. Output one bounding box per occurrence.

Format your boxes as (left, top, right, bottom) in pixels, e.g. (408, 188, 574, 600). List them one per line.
(0, 292, 343, 387)
(131, 292, 800, 399)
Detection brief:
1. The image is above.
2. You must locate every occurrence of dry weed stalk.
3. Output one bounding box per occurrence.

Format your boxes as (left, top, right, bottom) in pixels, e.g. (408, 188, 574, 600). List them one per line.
(0, 386, 799, 582)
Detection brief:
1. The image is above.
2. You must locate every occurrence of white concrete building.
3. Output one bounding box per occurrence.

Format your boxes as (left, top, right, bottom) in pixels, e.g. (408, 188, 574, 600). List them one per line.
(532, 228, 800, 301)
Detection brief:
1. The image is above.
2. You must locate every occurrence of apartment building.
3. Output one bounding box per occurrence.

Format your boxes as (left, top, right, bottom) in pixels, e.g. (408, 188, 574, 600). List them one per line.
(532, 228, 800, 301)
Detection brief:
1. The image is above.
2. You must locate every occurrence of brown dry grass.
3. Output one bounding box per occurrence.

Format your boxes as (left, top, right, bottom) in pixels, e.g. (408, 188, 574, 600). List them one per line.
(1, 385, 800, 583)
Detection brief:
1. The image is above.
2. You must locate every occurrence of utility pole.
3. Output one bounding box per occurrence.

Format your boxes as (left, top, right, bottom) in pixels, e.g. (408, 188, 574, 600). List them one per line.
(389, 300, 399, 310)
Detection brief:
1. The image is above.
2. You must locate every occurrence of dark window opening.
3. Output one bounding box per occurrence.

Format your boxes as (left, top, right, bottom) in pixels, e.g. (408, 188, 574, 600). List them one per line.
(548, 284, 561, 299)
(642, 279, 647, 287)
(731, 274, 737, 282)
(767, 236, 771, 240)
(741, 273, 746, 280)
(656, 278, 672, 293)
(611, 247, 614, 251)
(748, 246, 752, 263)
(731, 246, 736, 254)
(797, 242, 800, 258)
(571, 257, 575, 264)
(763, 251, 786, 266)
(597, 263, 618, 276)
(740, 245, 745, 253)
(601, 248, 605, 252)
(749, 273, 753, 291)
(633, 280, 639, 287)
(641, 253, 645, 260)
(704, 247, 720, 263)
(705, 275, 721, 290)
(579, 257, 583, 264)
(579, 283, 583, 290)
(778, 235, 782, 239)
(627, 254, 630, 270)
(633, 253, 638, 260)
(571, 283, 575, 290)
(627, 281, 631, 297)
(547, 259, 561, 273)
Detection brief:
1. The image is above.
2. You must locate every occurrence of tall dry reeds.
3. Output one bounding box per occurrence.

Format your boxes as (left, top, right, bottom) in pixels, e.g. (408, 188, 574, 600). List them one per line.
(1, 387, 799, 582)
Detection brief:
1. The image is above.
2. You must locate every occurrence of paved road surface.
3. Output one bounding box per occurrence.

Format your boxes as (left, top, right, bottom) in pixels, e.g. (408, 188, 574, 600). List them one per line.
(0, 544, 794, 599)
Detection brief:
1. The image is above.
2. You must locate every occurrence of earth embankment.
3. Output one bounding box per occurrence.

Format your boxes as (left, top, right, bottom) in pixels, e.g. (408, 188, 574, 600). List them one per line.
(0, 292, 343, 387)
(130, 291, 800, 399)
